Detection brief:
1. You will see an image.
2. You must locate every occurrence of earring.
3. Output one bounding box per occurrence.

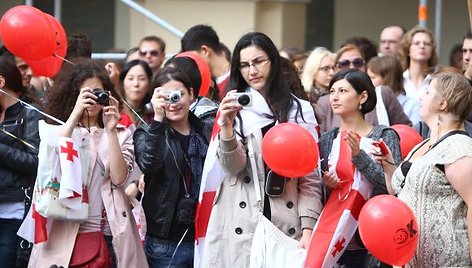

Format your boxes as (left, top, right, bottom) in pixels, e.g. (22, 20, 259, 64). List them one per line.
(358, 104, 362, 110)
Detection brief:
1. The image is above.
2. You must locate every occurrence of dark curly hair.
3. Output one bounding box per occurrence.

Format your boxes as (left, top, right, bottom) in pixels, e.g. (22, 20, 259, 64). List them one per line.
(45, 58, 120, 125)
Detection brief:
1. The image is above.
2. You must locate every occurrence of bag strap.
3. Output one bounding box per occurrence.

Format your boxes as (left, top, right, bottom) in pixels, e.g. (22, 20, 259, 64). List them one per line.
(247, 138, 262, 207)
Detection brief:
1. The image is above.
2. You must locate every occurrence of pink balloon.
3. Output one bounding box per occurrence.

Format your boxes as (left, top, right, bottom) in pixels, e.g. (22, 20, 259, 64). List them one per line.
(0, 5, 55, 60)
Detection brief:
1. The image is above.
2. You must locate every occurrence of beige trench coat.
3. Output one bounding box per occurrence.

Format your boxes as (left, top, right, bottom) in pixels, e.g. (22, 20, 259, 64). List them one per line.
(27, 125, 148, 268)
(201, 129, 324, 267)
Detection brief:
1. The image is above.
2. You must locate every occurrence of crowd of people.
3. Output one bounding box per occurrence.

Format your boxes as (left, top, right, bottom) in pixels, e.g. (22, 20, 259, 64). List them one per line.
(1, 21, 472, 268)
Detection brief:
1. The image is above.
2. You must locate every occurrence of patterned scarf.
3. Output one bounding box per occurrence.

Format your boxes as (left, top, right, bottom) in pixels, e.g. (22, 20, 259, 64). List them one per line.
(187, 128, 209, 199)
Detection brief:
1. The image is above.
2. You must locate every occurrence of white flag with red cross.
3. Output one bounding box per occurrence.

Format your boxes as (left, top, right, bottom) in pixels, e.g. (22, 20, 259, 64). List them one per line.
(305, 131, 374, 268)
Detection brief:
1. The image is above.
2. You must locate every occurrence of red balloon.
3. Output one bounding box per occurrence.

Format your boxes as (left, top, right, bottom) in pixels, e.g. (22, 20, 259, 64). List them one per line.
(175, 52, 211, 97)
(0, 5, 55, 60)
(262, 123, 319, 178)
(358, 195, 419, 266)
(25, 14, 67, 77)
(391, 124, 423, 159)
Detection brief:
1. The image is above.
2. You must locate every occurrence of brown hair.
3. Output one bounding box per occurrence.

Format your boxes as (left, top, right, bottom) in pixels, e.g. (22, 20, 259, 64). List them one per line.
(433, 71, 472, 122)
(367, 55, 405, 95)
(46, 58, 119, 125)
(400, 26, 438, 71)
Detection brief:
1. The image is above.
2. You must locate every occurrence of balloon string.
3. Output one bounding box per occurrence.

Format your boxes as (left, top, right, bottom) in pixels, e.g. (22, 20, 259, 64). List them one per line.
(0, 88, 65, 125)
(54, 53, 76, 66)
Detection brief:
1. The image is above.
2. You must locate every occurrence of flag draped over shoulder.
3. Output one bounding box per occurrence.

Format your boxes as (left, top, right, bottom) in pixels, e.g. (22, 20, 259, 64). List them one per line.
(194, 88, 318, 267)
(305, 132, 374, 268)
(17, 121, 86, 244)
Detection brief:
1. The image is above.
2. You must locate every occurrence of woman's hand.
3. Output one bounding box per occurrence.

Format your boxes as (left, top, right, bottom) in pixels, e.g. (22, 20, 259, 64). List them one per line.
(125, 182, 139, 197)
(345, 130, 361, 157)
(102, 94, 120, 131)
(150, 87, 169, 122)
(298, 228, 313, 249)
(322, 170, 340, 191)
(105, 62, 120, 90)
(70, 87, 97, 125)
(371, 138, 397, 195)
(218, 90, 241, 139)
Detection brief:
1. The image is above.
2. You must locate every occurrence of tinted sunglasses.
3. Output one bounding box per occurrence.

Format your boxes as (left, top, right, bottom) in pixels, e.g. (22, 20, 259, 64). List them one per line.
(337, 58, 365, 70)
(139, 49, 159, 57)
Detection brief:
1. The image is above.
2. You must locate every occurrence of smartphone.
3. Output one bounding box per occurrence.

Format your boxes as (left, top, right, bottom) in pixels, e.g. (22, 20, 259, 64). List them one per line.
(265, 170, 286, 197)
(373, 140, 389, 156)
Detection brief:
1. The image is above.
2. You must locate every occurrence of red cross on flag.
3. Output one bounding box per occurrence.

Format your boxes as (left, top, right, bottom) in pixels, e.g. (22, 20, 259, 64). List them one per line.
(60, 140, 78, 162)
(58, 137, 83, 209)
(305, 131, 374, 267)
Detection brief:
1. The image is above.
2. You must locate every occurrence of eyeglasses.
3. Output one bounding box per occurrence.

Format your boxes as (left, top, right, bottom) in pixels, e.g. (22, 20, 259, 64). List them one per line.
(319, 65, 335, 72)
(139, 49, 159, 57)
(239, 58, 270, 73)
(412, 41, 433, 48)
(337, 58, 365, 70)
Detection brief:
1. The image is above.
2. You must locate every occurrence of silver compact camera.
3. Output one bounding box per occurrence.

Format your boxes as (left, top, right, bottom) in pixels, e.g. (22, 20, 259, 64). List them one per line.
(164, 90, 181, 104)
(231, 92, 253, 107)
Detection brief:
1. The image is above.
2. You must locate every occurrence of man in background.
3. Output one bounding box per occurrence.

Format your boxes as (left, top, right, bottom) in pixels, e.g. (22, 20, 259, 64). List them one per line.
(181, 24, 230, 100)
(379, 25, 405, 56)
(139, 35, 166, 75)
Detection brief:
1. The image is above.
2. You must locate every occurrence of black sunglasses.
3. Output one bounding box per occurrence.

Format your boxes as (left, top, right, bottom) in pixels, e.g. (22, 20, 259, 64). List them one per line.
(139, 49, 159, 57)
(337, 58, 365, 70)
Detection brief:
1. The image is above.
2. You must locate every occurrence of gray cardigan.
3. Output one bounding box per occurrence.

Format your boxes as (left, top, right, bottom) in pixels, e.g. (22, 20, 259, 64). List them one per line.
(319, 125, 401, 197)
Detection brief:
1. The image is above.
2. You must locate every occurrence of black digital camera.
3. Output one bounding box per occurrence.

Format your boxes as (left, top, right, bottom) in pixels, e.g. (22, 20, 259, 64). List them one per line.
(93, 91, 109, 106)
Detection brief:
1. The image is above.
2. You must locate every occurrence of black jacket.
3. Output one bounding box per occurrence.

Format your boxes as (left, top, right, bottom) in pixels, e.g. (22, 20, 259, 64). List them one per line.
(133, 112, 211, 238)
(0, 102, 42, 203)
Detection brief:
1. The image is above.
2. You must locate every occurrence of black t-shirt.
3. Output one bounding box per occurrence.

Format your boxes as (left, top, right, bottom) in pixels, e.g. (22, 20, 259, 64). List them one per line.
(167, 130, 195, 242)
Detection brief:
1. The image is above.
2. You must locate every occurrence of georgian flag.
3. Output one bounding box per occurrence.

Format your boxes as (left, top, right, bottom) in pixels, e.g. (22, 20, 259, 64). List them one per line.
(194, 88, 318, 268)
(17, 121, 85, 244)
(305, 131, 374, 268)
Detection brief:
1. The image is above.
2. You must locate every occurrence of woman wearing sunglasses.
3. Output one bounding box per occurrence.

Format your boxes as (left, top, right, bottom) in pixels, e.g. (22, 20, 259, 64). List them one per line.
(316, 44, 410, 133)
(201, 32, 323, 267)
(318, 69, 401, 267)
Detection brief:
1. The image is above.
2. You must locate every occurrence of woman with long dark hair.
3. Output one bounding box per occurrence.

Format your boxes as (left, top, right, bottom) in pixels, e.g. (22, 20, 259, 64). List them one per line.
(201, 32, 323, 267)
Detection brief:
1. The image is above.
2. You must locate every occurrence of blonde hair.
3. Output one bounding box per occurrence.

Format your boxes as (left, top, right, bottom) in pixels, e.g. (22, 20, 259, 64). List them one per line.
(400, 26, 438, 71)
(433, 71, 472, 122)
(301, 47, 335, 93)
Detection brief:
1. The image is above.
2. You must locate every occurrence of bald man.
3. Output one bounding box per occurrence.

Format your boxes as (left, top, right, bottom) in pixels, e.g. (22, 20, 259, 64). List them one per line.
(379, 25, 405, 56)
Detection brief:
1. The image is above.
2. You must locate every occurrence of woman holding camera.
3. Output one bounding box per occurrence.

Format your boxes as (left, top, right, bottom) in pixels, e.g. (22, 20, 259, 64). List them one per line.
(133, 66, 211, 267)
(27, 58, 147, 268)
(201, 32, 323, 267)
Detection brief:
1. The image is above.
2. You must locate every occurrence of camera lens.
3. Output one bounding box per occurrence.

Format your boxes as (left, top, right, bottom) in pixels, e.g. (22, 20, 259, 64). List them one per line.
(238, 94, 250, 106)
(169, 92, 180, 103)
(94, 91, 109, 106)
